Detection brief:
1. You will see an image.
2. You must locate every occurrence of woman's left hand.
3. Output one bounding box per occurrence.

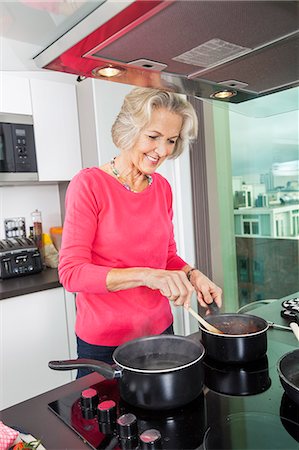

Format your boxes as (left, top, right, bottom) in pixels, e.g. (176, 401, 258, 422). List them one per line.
(186, 269, 222, 309)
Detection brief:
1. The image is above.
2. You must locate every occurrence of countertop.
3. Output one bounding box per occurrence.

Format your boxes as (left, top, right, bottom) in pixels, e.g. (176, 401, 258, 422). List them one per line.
(0, 371, 103, 450)
(0, 268, 61, 300)
(1, 292, 298, 450)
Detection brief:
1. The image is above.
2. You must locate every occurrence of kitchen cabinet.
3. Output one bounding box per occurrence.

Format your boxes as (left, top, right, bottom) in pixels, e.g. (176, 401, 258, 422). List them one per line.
(0, 73, 32, 115)
(0, 287, 77, 410)
(64, 290, 77, 360)
(30, 78, 82, 181)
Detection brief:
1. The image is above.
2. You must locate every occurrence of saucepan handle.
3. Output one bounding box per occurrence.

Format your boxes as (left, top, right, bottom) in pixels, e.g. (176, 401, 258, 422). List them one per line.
(48, 358, 121, 380)
(208, 301, 220, 314)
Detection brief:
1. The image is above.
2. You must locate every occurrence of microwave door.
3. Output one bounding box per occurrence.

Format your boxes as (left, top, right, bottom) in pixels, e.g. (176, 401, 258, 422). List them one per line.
(0, 123, 16, 172)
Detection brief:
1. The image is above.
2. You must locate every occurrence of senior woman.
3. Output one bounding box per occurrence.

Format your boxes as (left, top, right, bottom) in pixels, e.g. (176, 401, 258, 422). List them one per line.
(59, 87, 222, 377)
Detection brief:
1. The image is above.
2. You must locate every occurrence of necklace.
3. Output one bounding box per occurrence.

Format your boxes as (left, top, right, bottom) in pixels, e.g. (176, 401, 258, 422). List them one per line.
(110, 157, 153, 192)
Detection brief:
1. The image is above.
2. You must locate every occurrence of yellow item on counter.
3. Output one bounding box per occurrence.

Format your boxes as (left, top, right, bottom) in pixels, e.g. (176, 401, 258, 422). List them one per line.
(42, 233, 59, 268)
(50, 226, 63, 251)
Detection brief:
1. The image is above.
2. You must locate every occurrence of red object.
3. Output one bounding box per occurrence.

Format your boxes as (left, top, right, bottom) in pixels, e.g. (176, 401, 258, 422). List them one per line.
(43, 1, 173, 77)
(0, 421, 18, 450)
(12, 444, 24, 450)
(59, 169, 186, 346)
(71, 380, 121, 449)
(81, 388, 97, 398)
(98, 400, 116, 410)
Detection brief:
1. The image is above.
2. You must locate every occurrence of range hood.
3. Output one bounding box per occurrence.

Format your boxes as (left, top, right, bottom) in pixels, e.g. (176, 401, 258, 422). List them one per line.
(34, 0, 299, 104)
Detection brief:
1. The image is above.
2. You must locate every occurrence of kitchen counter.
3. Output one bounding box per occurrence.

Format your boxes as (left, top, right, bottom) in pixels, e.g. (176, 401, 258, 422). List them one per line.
(0, 268, 61, 300)
(1, 292, 298, 450)
(0, 371, 102, 450)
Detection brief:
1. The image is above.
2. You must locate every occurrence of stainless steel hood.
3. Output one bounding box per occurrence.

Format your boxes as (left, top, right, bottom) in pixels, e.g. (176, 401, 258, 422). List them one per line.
(34, 0, 299, 103)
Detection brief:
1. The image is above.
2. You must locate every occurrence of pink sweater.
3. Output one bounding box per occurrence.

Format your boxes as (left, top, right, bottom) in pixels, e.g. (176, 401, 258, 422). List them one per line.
(59, 168, 187, 346)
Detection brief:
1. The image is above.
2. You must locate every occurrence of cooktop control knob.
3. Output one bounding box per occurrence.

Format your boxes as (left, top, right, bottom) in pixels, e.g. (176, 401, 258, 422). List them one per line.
(117, 413, 138, 438)
(139, 429, 162, 449)
(97, 399, 117, 434)
(80, 388, 99, 419)
(117, 413, 138, 449)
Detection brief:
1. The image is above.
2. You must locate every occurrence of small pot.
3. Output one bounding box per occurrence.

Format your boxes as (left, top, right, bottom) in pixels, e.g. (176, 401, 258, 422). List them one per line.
(49, 335, 205, 410)
(199, 313, 269, 363)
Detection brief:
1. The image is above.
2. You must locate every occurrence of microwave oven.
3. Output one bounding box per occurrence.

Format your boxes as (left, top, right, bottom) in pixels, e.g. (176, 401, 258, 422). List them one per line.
(0, 117, 38, 182)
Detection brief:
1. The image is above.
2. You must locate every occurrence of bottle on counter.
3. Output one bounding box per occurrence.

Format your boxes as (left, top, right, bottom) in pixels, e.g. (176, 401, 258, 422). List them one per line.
(31, 209, 43, 260)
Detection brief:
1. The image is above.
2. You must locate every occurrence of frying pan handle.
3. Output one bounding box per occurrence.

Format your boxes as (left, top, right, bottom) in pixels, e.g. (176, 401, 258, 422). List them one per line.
(48, 358, 121, 380)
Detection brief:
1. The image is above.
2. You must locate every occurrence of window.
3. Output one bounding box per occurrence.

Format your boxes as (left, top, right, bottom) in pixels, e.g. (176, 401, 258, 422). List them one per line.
(238, 257, 249, 282)
(242, 218, 260, 236)
(227, 87, 299, 305)
(291, 211, 299, 236)
(253, 260, 264, 284)
(275, 217, 284, 237)
(252, 222, 259, 235)
(243, 221, 250, 235)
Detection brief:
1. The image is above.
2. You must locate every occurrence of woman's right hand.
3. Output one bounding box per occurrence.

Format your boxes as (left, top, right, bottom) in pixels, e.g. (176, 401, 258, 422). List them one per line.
(144, 268, 194, 307)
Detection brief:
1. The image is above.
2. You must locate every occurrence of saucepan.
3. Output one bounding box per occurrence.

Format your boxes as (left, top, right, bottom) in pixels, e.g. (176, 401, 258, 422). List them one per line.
(49, 335, 205, 410)
(277, 348, 299, 406)
(198, 313, 269, 363)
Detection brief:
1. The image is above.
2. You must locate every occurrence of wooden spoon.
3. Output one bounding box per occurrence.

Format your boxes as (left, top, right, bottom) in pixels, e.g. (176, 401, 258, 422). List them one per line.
(188, 306, 223, 334)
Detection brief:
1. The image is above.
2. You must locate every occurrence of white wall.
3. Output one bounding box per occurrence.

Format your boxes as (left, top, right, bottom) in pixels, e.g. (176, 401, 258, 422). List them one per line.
(0, 184, 62, 239)
(93, 79, 132, 164)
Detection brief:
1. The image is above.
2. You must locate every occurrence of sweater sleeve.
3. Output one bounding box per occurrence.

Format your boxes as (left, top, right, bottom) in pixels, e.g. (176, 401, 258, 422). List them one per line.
(58, 170, 110, 294)
(164, 178, 188, 270)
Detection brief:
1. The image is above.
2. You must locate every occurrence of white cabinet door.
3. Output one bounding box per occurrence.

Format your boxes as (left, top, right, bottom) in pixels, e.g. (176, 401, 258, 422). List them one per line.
(0, 73, 32, 115)
(64, 289, 77, 362)
(0, 287, 74, 410)
(30, 78, 82, 181)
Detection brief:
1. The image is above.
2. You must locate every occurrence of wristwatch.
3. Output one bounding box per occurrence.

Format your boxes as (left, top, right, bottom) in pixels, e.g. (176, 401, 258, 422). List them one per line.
(187, 268, 197, 281)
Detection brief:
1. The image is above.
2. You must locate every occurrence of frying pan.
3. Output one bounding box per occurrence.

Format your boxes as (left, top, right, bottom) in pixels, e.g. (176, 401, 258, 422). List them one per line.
(49, 335, 205, 410)
(277, 349, 299, 406)
(199, 313, 269, 363)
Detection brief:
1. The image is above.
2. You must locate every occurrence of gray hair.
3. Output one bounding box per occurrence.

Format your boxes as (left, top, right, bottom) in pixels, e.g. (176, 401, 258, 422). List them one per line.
(111, 88, 198, 158)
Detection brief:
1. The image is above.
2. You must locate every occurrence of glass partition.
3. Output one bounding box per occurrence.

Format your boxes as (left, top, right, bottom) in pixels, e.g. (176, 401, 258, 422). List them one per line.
(227, 87, 298, 307)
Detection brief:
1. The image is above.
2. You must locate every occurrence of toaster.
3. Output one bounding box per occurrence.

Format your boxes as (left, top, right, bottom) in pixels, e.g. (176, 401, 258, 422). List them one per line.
(0, 237, 43, 279)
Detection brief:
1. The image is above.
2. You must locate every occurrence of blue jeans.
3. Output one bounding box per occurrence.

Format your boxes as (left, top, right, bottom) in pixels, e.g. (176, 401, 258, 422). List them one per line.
(76, 323, 174, 378)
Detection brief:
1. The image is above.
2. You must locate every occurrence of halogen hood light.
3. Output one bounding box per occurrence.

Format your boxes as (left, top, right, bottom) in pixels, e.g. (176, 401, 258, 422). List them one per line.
(210, 89, 237, 100)
(92, 66, 125, 78)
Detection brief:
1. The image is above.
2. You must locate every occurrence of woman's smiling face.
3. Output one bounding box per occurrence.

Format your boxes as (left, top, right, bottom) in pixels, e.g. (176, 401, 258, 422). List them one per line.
(128, 108, 183, 175)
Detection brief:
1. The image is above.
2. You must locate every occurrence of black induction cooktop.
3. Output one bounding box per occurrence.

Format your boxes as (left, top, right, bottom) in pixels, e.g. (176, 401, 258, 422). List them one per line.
(48, 331, 299, 450)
